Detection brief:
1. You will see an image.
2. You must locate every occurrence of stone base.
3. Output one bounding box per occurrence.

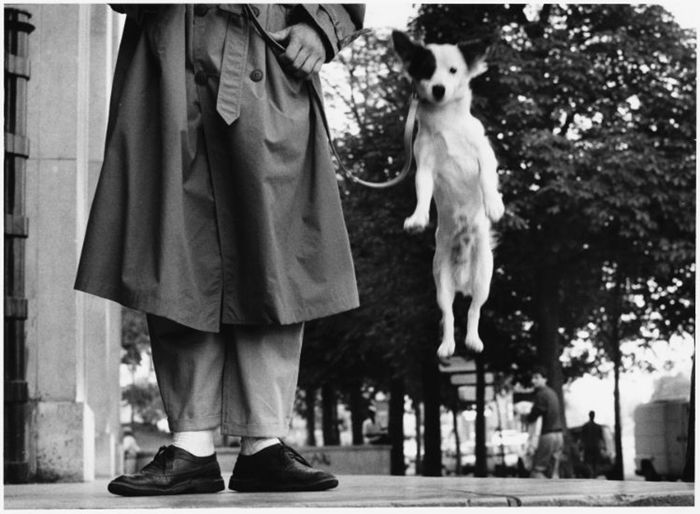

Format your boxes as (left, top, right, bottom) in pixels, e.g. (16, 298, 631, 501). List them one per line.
(33, 401, 95, 482)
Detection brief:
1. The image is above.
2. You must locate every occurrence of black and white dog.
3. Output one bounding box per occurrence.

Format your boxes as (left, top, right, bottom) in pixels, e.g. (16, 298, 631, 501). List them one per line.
(393, 31, 504, 357)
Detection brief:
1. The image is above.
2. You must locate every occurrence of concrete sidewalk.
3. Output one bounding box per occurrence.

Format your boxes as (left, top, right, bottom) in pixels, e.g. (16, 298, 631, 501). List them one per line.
(3, 475, 694, 508)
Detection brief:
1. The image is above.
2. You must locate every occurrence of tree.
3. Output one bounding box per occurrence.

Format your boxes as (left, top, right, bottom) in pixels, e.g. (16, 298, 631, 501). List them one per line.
(122, 307, 150, 368)
(122, 381, 165, 427)
(300, 3, 694, 478)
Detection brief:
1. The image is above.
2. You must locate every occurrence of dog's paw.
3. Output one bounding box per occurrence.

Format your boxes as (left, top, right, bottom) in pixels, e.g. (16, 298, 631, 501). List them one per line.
(484, 194, 505, 222)
(437, 340, 455, 359)
(464, 335, 484, 353)
(403, 214, 429, 233)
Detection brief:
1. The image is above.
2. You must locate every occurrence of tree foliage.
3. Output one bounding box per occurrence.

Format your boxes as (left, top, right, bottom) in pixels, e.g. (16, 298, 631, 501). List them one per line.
(410, 3, 695, 390)
(122, 307, 150, 367)
(122, 381, 165, 426)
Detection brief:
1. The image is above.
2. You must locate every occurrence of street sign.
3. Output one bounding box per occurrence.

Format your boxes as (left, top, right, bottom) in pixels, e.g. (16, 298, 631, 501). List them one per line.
(438, 356, 476, 374)
(458, 385, 495, 402)
(450, 372, 495, 386)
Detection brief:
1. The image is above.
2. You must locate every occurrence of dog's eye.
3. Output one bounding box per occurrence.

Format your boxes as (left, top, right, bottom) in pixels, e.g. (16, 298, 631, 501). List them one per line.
(449, 67, 457, 74)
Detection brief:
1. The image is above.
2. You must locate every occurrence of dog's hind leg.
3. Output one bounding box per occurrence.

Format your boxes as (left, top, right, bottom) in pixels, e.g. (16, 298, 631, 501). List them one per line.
(464, 229, 493, 353)
(435, 249, 457, 359)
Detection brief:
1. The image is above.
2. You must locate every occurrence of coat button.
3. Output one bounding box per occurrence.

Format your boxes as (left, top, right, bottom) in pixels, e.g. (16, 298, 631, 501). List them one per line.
(194, 70, 208, 85)
(194, 5, 209, 16)
(251, 6, 260, 16)
(250, 69, 264, 82)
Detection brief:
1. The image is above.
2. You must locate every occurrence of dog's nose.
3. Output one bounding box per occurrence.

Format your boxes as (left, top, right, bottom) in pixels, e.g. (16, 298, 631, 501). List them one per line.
(432, 85, 445, 101)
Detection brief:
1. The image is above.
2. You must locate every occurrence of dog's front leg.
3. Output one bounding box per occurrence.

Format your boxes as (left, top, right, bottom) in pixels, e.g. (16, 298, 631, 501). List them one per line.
(477, 139, 505, 222)
(404, 144, 434, 233)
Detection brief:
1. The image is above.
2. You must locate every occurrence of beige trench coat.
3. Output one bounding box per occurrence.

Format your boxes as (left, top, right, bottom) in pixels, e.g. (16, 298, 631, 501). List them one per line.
(75, 4, 364, 331)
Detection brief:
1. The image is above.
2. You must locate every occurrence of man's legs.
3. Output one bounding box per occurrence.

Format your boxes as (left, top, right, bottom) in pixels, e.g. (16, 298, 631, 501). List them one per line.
(148, 314, 225, 436)
(530, 432, 562, 478)
(149, 315, 256, 456)
(220, 322, 303, 441)
(549, 432, 564, 478)
(107, 314, 226, 496)
(220, 323, 338, 492)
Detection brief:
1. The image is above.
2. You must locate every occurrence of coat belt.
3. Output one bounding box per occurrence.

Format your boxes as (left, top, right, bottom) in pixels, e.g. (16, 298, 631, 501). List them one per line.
(214, 4, 267, 125)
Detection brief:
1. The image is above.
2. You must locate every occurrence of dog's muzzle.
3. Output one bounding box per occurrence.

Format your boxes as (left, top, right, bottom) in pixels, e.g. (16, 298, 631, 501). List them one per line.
(432, 85, 445, 101)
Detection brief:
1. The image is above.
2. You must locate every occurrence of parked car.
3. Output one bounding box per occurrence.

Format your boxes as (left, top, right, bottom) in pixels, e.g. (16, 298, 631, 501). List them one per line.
(634, 398, 689, 481)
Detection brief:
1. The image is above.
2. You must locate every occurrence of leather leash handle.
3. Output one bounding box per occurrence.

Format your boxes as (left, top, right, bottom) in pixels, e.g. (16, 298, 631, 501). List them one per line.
(243, 4, 416, 189)
(349, 95, 417, 189)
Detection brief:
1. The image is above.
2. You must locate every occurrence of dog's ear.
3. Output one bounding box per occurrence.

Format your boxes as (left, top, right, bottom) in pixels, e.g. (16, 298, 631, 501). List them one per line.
(458, 33, 498, 77)
(392, 30, 418, 64)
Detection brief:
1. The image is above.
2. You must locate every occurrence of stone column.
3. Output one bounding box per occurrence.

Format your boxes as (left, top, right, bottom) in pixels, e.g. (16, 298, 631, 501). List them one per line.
(23, 3, 122, 482)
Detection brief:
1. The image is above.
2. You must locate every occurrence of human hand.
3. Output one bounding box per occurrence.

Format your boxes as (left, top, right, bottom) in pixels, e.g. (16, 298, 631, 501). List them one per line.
(269, 23, 327, 79)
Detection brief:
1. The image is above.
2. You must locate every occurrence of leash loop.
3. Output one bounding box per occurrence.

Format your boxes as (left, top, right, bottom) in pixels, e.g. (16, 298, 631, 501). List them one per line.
(243, 4, 416, 189)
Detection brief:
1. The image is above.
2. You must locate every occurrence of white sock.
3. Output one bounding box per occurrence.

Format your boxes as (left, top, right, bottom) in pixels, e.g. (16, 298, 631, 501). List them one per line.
(172, 430, 216, 457)
(240, 437, 279, 456)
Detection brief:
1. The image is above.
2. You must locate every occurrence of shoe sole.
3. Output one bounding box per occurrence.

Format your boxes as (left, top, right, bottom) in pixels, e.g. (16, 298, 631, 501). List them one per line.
(108, 477, 225, 496)
(228, 477, 338, 493)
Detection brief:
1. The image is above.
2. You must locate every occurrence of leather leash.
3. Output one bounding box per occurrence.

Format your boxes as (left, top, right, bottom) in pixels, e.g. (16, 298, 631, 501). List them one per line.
(243, 4, 417, 189)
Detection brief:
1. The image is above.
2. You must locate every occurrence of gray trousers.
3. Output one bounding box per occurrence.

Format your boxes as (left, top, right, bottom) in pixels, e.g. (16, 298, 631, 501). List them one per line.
(531, 431, 564, 478)
(147, 314, 303, 437)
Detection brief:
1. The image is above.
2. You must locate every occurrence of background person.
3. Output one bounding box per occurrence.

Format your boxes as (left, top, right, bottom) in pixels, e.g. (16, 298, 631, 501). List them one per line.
(362, 406, 389, 445)
(526, 366, 564, 478)
(122, 428, 141, 474)
(581, 410, 606, 477)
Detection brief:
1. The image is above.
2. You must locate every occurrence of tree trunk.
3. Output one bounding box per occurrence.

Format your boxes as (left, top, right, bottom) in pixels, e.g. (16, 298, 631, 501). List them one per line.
(305, 386, 317, 446)
(389, 377, 405, 475)
(349, 382, 364, 445)
(129, 366, 136, 427)
(452, 407, 462, 476)
(475, 354, 487, 476)
(535, 263, 567, 428)
(609, 274, 625, 480)
(421, 347, 442, 476)
(611, 343, 624, 479)
(414, 399, 423, 475)
(683, 353, 695, 481)
(321, 383, 340, 446)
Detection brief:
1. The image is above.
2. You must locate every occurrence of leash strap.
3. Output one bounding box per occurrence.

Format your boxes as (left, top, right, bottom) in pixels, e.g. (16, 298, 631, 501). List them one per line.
(243, 4, 416, 189)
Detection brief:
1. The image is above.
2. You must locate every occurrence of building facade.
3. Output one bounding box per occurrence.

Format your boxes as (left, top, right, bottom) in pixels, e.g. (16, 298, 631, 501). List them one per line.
(5, 4, 123, 482)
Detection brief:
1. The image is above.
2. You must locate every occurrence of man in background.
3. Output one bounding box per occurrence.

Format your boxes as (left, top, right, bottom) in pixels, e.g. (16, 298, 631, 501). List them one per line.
(581, 410, 606, 477)
(527, 366, 564, 478)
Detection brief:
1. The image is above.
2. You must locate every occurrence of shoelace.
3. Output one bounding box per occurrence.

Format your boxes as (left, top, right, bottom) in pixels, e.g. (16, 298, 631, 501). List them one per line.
(279, 440, 311, 468)
(142, 445, 171, 473)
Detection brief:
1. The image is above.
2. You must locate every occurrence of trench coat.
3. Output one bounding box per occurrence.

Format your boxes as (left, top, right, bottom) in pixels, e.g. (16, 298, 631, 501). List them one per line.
(75, 4, 364, 332)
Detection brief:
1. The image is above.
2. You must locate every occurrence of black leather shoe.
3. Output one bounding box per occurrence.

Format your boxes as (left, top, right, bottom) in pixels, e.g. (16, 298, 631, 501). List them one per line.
(108, 445, 225, 496)
(229, 441, 338, 492)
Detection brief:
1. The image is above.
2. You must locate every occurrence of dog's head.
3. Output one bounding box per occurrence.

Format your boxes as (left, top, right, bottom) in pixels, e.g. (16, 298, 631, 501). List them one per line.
(392, 30, 494, 105)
